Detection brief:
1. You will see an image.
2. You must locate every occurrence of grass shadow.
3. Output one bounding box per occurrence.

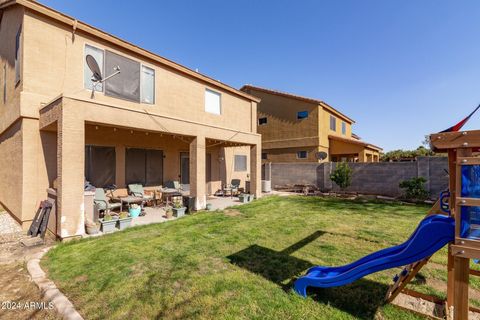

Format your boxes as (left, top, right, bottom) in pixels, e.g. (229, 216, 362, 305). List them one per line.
(227, 230, 389, 319)
(308, 279, 389, 320)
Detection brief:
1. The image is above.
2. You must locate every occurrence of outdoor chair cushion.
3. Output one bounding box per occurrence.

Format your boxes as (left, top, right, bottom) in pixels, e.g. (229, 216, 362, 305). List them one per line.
(94, 188, 122, 211)
(128, 184, 154, 200)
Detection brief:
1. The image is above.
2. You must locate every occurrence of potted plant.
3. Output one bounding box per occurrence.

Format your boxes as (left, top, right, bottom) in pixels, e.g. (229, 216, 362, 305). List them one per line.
(117, 211, 132, 230)
(165, 207, 173, 219)
(129, 204, 141, 218)
(99, 212, 117, 233)
(172, 199, 186, 217)
(238, 193, 249, 203)
(85, 218, 99, 235)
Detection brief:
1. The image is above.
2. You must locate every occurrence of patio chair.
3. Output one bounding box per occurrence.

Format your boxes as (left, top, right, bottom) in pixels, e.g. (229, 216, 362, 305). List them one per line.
(164, 180, 183, 191)
(230, 179, 241, 196)
(94, 188, 121, 215)
(128, 184, 154, 203)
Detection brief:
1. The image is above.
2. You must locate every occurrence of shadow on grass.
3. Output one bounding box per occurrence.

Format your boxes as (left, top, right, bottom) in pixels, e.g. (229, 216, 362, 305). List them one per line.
(227, 230, 389, 319)
(308, 279, 389, 320)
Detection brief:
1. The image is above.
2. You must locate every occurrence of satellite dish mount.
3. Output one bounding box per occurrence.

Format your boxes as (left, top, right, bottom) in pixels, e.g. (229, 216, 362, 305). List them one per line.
(85, 54, 120, 98)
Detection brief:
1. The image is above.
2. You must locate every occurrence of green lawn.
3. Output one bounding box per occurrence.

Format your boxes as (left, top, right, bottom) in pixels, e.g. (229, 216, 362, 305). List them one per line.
(42, 196, 479, 319)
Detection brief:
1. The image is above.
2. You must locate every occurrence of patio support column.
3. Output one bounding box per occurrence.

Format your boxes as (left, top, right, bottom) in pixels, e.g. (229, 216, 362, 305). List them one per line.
(190, 135, 206, 210)
(57, 109, 85, 239)
(250, 143, 261, 198)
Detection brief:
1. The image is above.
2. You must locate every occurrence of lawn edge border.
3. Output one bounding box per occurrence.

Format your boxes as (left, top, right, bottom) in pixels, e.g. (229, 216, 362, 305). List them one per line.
(27, 246, 84, 320)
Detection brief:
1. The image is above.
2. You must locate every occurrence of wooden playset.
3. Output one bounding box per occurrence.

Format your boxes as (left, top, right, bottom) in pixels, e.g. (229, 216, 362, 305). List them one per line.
(294, 107, 480, 319)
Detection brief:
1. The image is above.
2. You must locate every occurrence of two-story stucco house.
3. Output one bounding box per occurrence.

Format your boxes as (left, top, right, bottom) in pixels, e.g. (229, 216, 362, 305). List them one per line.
(0, 0, 261, 239)
(241, 85, 381, 163)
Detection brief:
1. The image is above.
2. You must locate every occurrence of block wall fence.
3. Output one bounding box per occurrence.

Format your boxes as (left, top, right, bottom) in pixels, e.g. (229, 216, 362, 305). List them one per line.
(263, 157, 449, 198)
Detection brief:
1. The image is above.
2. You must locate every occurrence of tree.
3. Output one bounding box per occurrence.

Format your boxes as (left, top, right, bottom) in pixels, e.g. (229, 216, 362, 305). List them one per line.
(380, 146, 436, 162)
(330, 162, 353, 190)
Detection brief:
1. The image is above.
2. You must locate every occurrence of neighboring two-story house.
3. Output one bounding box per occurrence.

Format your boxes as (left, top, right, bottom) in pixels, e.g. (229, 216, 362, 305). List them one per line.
(0, 0, 261, 239)
(241, 85, 381, 163)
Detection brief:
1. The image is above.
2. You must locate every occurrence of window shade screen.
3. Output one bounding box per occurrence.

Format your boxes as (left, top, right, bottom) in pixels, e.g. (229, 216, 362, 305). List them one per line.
(330, 115, 336, 131)
(126, 148, 146, 185)
(85, 146, 116, 187)
(145, 149, 163, 186)
(234, 155, 247, 172)
(205, 89, 221, 115)
(105, 50, 140, 102)
(126, 148, 163, 186)
(84, 45, 104, 92)
(141, 66, 155, 104)
(15, 25, 21, 85)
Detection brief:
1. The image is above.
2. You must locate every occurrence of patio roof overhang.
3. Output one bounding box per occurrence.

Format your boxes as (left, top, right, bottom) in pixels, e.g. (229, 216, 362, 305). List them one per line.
(39, 95, 261, 146)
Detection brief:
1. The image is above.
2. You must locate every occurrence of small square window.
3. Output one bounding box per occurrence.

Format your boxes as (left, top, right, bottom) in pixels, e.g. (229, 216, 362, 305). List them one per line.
(297, 111, 308, 120)
(205, 89, 221, 115)
(341, 121, 346, 135)
(234, 155, 247, 171)
(297, 151, 308, 159)
(330, 115, 336, 131)
(258, 117, 267, 125)
(261, 153, 267, 160)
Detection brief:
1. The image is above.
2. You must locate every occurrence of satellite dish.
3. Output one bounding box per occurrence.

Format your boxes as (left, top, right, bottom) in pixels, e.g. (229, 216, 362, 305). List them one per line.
(86, 55, 103, 82)
(316, 151, 328, 160)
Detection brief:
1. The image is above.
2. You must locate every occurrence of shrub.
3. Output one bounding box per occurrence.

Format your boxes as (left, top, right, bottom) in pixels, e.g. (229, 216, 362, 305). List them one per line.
(399, 177, 429, 200)
(330, 162, 353, 190)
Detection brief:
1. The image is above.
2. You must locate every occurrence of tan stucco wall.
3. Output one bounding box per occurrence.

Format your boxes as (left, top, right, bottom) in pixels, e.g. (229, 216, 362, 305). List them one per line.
(262, 146, 329, 163)
(21, 10, 256, 134)
(319, 106, 353, 147)
(0, 5, 261, 237)
(0, 5, 23, 134)
(244, 88, 320, 150)
(0, 119, 23, 223)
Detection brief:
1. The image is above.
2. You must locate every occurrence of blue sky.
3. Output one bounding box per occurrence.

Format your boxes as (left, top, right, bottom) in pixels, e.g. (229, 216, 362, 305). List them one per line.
(40, 0, 480, 151)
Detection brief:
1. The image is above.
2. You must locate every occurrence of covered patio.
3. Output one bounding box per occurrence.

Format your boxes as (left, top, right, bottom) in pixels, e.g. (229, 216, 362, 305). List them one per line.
(328, 135, 382, 162)
(38, 96, 261, 239)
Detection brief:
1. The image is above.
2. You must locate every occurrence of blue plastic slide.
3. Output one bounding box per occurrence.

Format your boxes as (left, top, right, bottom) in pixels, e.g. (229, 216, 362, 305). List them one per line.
(294, 214, 455, 297)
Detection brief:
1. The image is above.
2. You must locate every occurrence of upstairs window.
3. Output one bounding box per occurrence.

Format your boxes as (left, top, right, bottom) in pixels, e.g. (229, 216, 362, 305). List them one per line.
(105, 50, 140, 102)
(84, 45, 156, 104)
(297, 111, 308, 120)
(342, 121, 347, 135)
(234, 155, 247, 171)
(258, 117, 267, 125)
(205, 89, 221, 115)
(84, 45, 104, 92)
(141, 65, 155, 104)
(330, 115, 336, 131)
(15, 25, 21, 85)
(297, 151, 308, 159)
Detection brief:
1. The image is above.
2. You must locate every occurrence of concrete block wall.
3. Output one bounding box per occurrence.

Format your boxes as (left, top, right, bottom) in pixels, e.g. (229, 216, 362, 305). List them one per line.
(268, 156, 449, 198)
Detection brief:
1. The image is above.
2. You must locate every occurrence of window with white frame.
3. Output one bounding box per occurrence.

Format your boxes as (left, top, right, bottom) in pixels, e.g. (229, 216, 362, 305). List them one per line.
(84, 44, 104, 92)
(342, 121, 346, 135)
(330, 115, 336, 131)
(141, 65, 155, 104)
(234, 155, 247, 171)
(205, 89, 221, 115)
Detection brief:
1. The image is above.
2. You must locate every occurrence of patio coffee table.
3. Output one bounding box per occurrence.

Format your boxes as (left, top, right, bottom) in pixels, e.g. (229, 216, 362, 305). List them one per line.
(161, 188, 183, 207)
(118, 195, 144, 212)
